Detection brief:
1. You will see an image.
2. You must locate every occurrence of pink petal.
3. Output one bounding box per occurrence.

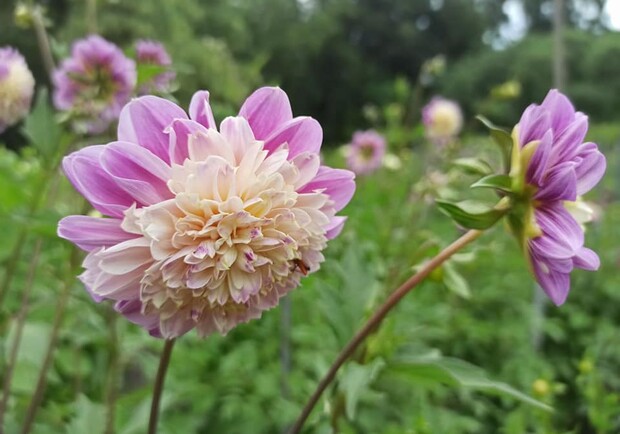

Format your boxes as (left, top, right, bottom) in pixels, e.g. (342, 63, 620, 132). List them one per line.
(166, 119, 209, 165)
(189, 90, 217, 130)
(531, 253, 571, 306)
(574, 143, 606, 195)
(220, 116, 256, 162)
(518, 105, 551, 147)
(540, 89, 577, 134)
(325, 216, 347, 239)
(263, 116, 322, 159)
(114, 299, 162, 337)
(238, 87, 293, 140)
(100, 142, 173, 206)
(525, 130, 552, 186)
(63, 146, 134, 217)
(300, 166, 356, 212)
(118, 95, 188, 163)
(573, 247, 600, 271)
(549, 112, 588, 165)
(58, 216, 137, 252)
(534, 162, 577, 202)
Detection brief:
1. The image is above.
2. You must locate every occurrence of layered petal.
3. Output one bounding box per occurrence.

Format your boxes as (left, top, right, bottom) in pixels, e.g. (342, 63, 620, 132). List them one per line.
(58, 216, 137, 252)
(238, 87, 293, 140)
(189, 90, 217, 129)
(263, 116, 322, 158)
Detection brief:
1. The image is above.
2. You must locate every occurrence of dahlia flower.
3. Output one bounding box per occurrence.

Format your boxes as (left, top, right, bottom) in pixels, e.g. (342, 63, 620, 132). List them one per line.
(509, 89, 606, 305)
(345, 130, 386, 175)
(422, 97, 463, 145)
(0, 47, 35, 133)
(134, 40, 175, 95)
(58, 87, 355, 338)
(53, 35, 136, 134)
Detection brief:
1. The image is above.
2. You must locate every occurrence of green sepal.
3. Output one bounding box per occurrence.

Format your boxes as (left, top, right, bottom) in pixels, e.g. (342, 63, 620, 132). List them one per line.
(471, 174, 514, 194)
(451, 158, 493, 176)
(476, 115, 512, 172)
(436, 199, 508, 230)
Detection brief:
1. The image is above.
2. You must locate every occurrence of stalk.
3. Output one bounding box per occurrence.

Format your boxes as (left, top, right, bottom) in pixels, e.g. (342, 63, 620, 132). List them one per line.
(147, 339, 176, 434)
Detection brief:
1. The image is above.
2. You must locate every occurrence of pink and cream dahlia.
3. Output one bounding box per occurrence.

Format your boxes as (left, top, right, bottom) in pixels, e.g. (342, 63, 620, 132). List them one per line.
(0, 47, 35, 133)
(58, 87, 355, 338)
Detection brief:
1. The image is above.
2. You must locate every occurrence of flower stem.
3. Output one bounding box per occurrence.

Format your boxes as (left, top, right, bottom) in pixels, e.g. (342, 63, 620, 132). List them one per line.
(0, 239, 43, 428)
(20, 246, 79, 434)
(147, 339, 176, 434)
(288, 229, 483, 434)
(32, 7, 56, 81)
(104, 312, 119, 434)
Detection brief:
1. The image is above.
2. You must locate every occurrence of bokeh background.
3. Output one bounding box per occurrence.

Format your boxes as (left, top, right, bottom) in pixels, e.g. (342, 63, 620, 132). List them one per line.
(1, 0, 619, 433)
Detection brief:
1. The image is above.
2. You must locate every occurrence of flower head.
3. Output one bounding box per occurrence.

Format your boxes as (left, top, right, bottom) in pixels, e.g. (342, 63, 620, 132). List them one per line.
(345, 130, 386, 175)
(58, 87, 355, 338)
(134, 40, 175, 95)
(509, 89, 606, 305)
(53, 35, 136, 134)
(0, 47, 35, 133)
(422, 97, 463, 145)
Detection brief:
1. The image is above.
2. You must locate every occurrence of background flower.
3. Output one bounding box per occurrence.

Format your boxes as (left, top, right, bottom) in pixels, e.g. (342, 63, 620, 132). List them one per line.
(58, 87, 355, 338)
(135, 39, 175, 95)
(53, 35, 136, 134)
(345, 129, 386, 175)
(0, 47, 35, 133)
(509, 89, 606, 305)
(422, 97, 463, 145)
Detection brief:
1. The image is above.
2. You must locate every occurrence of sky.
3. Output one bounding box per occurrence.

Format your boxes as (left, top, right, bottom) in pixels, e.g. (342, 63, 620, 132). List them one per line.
(500, 0, 620, 44)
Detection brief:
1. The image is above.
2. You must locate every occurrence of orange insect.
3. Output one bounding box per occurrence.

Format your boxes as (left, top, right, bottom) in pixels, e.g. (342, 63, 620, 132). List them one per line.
(291, 259, 310, 276)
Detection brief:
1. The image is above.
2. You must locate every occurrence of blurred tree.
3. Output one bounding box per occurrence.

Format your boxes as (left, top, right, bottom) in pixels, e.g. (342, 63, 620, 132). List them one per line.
(522, 0, 608, 31)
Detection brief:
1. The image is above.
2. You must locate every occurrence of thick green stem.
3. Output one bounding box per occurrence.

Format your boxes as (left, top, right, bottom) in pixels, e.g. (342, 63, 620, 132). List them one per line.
(147, 339, 176, 434)
(288, 229, 483, 434)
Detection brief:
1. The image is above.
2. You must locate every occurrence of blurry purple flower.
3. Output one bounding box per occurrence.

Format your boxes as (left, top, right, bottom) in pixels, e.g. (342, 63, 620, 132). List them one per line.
(134, 40, 175, 95)
(510, 89, 606, 305)
(422, 97, 463, 145)
(53, 35, 136, 134)
(346, 130, 386, 175)
(58, 87, 355, 338)
(0, 47, 35, 133)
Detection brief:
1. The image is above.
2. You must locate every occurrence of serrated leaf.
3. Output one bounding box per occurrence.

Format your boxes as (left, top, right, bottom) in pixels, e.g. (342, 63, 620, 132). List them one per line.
(339, 359, 386, 420)
(436, 199, 507, 230)
(389, 351, 552, 411)
(442, 261, 471, 298)
(452, 158, 493, 176)
(476, 115, 512, 171)
(471, 174, 514, 193)
(22, 88, 62, 162)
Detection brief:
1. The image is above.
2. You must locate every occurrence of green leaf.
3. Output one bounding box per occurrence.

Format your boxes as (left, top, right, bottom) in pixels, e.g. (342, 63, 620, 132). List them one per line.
(471, 174, 514, 193)
(442, 261, 471, 299)
(476, 115, 512, 171)
(66, 395, 106, 434)
(339, 359, 386, 420)
(389, 351, 552, 411)
(436, 199, 507, 230)
(22, 88, 62, 162)
(451, 158, 493, 176)
(136, 63, 168, 88)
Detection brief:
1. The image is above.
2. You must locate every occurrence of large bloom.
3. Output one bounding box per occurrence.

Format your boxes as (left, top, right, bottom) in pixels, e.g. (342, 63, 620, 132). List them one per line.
(422, 97, 463, 145)
(134, 40, 175, 95)
(58, 87, 355, 338)
(53, 35, 136, 134)
(345, 130, 386, 175)
(0, 47, 35, 133)
(509, 89, 606, 305)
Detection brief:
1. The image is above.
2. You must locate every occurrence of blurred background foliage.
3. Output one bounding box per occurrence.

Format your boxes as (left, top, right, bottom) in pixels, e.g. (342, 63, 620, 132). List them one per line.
(1, 0, 620, 433)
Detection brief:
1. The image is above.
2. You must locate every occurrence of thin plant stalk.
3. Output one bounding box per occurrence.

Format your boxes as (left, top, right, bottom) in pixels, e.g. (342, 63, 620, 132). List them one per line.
(20, 246, 80, 434)
(147, 339, 176, 434)
(32, 6, 56, 80)
(288, 229, 483, 434)
(0, 239, 43, 427)
(104, 313, 119, 434)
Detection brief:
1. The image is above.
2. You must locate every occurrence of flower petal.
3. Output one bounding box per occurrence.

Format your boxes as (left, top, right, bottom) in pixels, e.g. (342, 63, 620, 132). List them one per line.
(535, 162, 577, 202)
(58, 216, 137, 252)
(574, 142, 606, 195)
(325, 216, 347, 240)
(549, 112, 588, 165)
(220, 116, 256, 163)
(573, 247, 600, 271)
(118, 95, 188, 163)
(100, 142, 173, 206)
(518, 105, 551, 147)
(189, 90, 217, 130)
(540, 89, 577, 134)
(166, 119, 209, 165)
(114, 299, 162, 337)
(531, 205, 584, 258)
(531, 253, 571, 306)
(238, 87, 293, 140)
(300, 166, 356, 212)
(525, 130, 552, 186)
(263, 116, 322, 159)
(63, 146, 134, 217)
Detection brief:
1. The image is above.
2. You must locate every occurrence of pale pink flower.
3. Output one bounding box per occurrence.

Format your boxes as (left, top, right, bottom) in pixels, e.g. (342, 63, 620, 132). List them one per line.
(345, 130, 386, 175)
(58, 87, 355, 338)
(0, 47, 35, 133)
(422, 97, 463, 145)
(134, 40, 175, 95)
